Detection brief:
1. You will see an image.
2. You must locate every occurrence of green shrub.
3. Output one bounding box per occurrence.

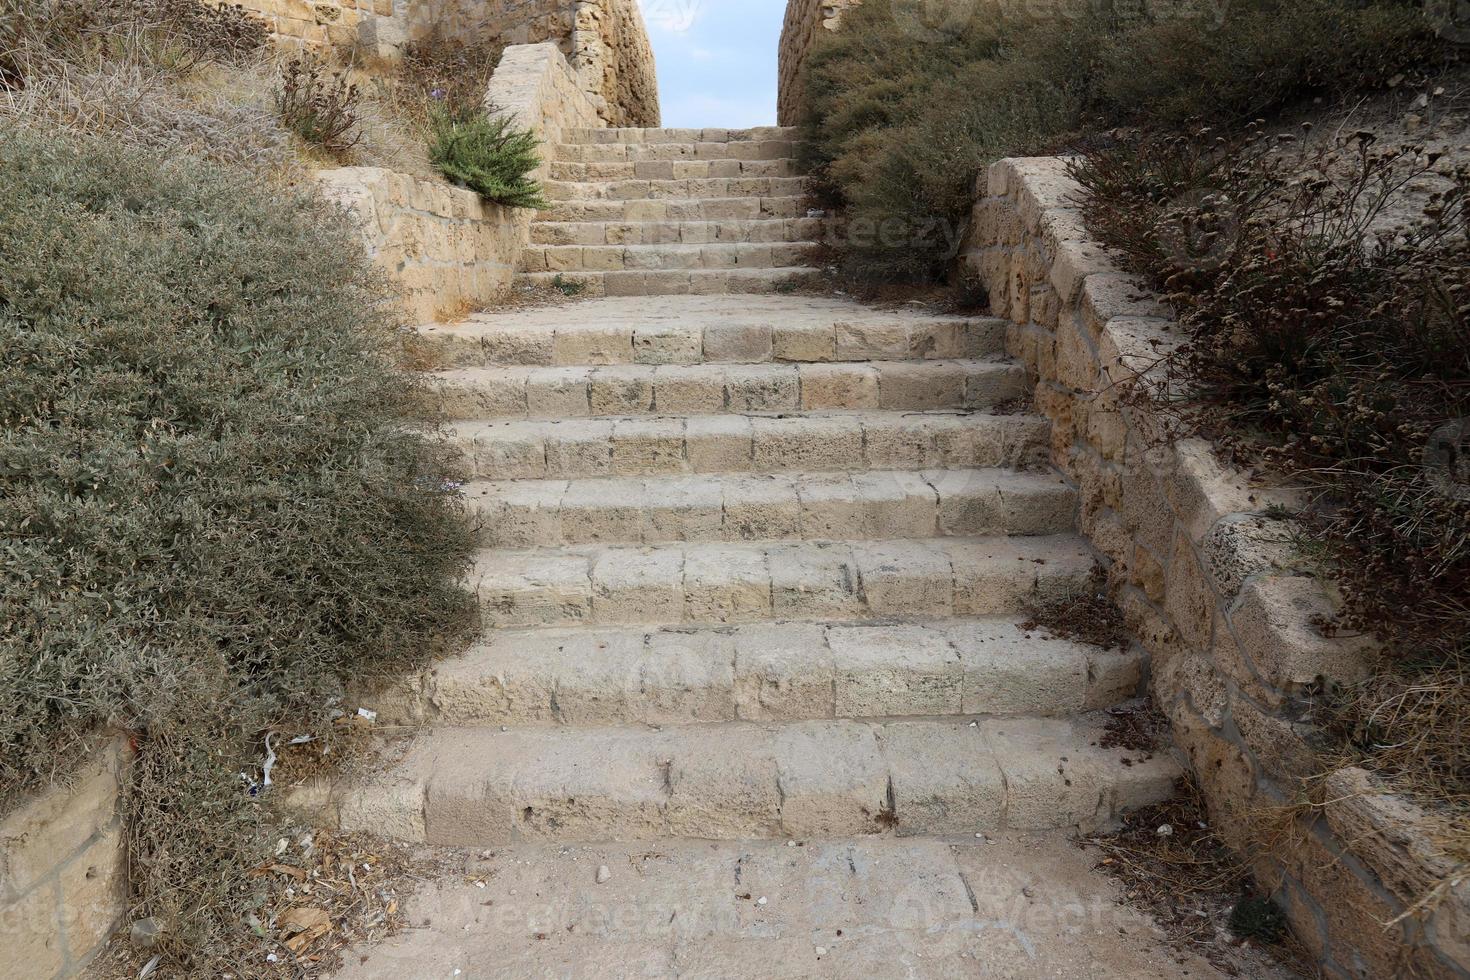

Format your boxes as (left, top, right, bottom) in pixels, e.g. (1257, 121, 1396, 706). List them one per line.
(428, 105, 549, 208)
(0, 128, 475, 964)
(800, 0, 1442, 283)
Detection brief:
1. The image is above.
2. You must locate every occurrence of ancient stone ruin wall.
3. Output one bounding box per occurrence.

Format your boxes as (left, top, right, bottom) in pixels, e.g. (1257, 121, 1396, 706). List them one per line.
(2, 739, 130, 980)
(965, 156, 1469, 978)
(776, 0, 859, 126)
(227, 0, 657, 127)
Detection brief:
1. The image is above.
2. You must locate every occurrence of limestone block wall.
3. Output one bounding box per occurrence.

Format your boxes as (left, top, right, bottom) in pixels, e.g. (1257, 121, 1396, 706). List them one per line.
(776, 0, 860, 125)
(2, 739, 130, 980)
(224, 0, 657, 126)
(316, 167, 523, 322)
(487, 42, 606, 159)
(964, 156, 1469, 978)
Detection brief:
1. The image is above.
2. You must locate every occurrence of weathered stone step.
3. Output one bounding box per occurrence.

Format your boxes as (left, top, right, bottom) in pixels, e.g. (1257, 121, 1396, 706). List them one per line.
(471, 534, 1092, 629)
(463, 469, 1074, 547)
(364, 618, 1140, 727)
(518, 241, 819, 274)
(562, 126, 799, 145)
(513, 267, 820, 297)
(301, 713, 1178, 844)
(420, 298, 1005, 369)
(531, 217, 823, 247)
(433, 359, 1027, 420)
(544, 176, 810, 202)
(542, 196, 807, 223)
(449, 411, 1048, 480)
(554, 139, 799, 163)
(326, 835, 1218, 978)
(550, 158, 799, 181)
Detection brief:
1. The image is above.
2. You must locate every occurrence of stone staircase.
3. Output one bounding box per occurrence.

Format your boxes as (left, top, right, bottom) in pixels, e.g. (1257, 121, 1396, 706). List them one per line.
(302, 130, 1183, 973)
(514, 126, 822, 295)
(310, 277, 1179, 849)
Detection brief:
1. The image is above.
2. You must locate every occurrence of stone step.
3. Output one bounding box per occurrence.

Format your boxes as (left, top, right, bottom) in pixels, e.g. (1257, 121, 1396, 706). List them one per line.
(531, 217, 823, 247)
(554, 139, 799, 163)
(544, 176, 810, 202)
(562, 126, 799, 145)
(418, 297, 1006, 369)
(432, 359, 1027, 420)
(300, 713, 1178, 844)
(365, 618, 1140, 727)
(325, 835, 1219, 979)
(463, 469, 1074, 547)
(550, 158, 799, 181)
(470, 534, 1092, 629)
(542, 196, 808, 223)
(513, 267, 821, 298)
(518, 241, 819, 274)
(448, 411, 1048, 480)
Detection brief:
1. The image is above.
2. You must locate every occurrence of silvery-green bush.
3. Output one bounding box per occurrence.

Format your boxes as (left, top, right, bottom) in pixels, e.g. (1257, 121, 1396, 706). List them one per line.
(0, 128, 475, 963)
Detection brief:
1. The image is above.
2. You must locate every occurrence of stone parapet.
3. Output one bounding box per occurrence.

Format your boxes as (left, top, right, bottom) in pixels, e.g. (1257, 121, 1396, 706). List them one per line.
(316, 166, 523, 322)
(964, 155, 1469, 979)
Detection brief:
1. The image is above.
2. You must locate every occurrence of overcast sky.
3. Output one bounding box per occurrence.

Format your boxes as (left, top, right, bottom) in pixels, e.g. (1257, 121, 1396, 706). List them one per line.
(639, 0, 786, 128)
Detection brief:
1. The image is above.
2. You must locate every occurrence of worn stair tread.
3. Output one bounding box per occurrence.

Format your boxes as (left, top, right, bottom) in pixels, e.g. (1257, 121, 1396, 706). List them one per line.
(542, 196, 809, 222)
(300, 712, 1178, 845)
(449, 409, 1048, 480)
(462, 468, 1074, 547)
(513, 267, 821, 297)
(469, 533, 1093, 628)
(418, 295, 1006, 368)
(433, 358, 1027, 420)
(561, 126, 799, 144)
(545, 176, 811, 202)
(530, 217, 823, 247)
(519, 241, 820, 273)
(550, 158, 800, 181)
(363, 617, 1141, 727)
(326, 834, 1222, 980)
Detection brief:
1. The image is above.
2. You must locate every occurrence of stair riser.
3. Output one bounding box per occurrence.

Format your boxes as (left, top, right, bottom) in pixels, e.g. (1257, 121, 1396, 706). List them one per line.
(424, 317, 1005, 369)
(466, 475, 1075, 547)
(519, 242, 818, 274)
(434, 361, 1028, 420)
(473, 537, 1092, 629)
(513, 268, 820, 297)
(555, 141, 799, 163)
(532, 218, 823, 247)
(451, 414, 1050, 480)
(320, 719, 1177, 845)
(545, 177, 809, 202)
(551, 159, 799, 181)
(366, 624, 1141, 727)
(543, 197, 807, 222)
(564, 126, 796, 145)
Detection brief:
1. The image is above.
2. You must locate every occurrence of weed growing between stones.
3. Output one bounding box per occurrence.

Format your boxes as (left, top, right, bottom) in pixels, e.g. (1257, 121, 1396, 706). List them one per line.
(1071, 127, 1470, 848)
(799, 0, 1442, 283)
(0, 129, 476, 968)
(274, 53, 362, 157)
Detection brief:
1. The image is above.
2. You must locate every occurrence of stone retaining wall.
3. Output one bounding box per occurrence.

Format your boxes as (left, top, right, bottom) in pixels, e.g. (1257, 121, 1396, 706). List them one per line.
(2, 739, 130, 980)
(313, 43, 605, 322)
(963, 155, 1469, 978)
(228, 0, 657, 126)
(316, 167, 523, 323)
